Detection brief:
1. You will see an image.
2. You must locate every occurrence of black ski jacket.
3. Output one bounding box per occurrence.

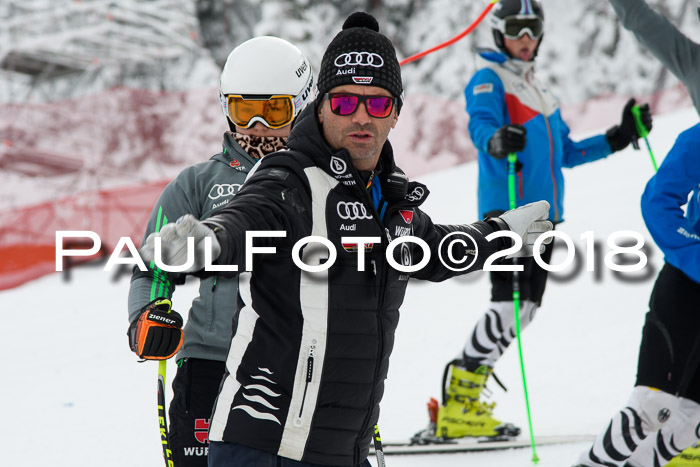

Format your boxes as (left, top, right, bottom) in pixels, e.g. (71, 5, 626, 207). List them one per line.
(202, 104, 511, 466)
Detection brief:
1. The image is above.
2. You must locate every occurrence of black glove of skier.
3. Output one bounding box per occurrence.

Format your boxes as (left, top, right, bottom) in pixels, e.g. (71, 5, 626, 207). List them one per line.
(605, 98, 653, 152)
(128, 298, 184, 360)
(487, 124, 527, 159)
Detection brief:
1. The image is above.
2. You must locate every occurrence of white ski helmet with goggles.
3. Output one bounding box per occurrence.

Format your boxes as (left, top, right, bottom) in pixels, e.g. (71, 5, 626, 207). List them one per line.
(489, 0, 545, 59)
(219, 36, 314, 131)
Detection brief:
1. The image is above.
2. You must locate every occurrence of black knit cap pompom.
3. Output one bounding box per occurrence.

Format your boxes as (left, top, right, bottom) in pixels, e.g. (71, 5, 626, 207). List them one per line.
(316, 11, 403, 109)
(342, 11, 379, 32)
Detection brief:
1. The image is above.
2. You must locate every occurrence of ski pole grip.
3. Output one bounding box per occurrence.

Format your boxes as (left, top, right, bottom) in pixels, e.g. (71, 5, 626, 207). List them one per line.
(631, 105, 650, 138)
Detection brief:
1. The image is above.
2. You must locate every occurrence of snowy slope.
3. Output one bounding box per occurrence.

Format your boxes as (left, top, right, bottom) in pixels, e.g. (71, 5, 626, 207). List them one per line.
(0, 105, 696, 466)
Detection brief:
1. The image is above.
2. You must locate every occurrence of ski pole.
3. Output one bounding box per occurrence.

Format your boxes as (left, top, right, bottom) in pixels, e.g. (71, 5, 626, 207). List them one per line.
(631, 104, 657, 172)
(507, 153, 539, 464)
(399, 1, 498, 66)
(373, 424, 387, 467)
(158, 360, 175, 467)
(148, 210, 175, 467)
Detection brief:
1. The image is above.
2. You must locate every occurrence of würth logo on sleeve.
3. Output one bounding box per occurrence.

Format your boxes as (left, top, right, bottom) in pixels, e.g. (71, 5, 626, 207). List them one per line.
(399, 210, 413, 224)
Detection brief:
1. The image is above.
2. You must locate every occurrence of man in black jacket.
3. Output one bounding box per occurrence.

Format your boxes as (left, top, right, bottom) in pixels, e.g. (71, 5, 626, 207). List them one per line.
(141, 11, 552, 467)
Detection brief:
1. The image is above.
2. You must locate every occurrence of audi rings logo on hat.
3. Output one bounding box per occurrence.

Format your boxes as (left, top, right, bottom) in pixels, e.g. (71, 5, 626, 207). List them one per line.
(208, 183, 242, 200)
(337, 201, 373, 220)
(334, 52, 384, 68)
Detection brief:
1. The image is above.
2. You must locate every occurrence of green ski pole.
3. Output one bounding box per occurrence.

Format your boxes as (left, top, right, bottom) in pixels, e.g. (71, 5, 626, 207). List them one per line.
(150, 208, 175, 467)
(158, 359, 175, 467)
(507, 153, 539, 464)
(631, 105, 657, 172)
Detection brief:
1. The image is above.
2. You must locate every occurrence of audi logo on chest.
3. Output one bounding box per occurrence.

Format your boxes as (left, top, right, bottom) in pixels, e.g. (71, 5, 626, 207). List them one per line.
(337, 201, 373, 220)
(334, 51, 384, 68)
(208, 184, 242, 200)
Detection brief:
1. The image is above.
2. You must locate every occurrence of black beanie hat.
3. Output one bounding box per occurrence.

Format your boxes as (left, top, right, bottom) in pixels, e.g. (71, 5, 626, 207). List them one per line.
(317, 12, 403, 110)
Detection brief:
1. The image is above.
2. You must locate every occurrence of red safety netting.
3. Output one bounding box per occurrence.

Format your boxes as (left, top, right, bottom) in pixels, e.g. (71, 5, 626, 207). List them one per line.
(0, 180, 168, 290)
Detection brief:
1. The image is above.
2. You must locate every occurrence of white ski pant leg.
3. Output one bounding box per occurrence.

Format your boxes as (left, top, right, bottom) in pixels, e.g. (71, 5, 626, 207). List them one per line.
(461, 300, 538, 368)
(575, 386, 678, 466)
(626, 396, 700, 467)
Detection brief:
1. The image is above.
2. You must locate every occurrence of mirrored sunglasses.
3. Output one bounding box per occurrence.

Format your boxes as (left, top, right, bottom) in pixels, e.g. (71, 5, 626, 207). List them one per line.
(226, 95, 295, 129)
(323, 93, 396, 119)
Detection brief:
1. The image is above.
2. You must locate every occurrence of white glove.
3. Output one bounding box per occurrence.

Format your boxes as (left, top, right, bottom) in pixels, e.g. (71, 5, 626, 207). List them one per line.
(140, 214, 220, 273)
(498, 200, 553, 258)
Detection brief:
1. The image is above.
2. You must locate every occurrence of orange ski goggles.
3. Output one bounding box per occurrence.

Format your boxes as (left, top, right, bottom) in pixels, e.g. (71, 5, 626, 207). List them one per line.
(225, 94, 296, 129)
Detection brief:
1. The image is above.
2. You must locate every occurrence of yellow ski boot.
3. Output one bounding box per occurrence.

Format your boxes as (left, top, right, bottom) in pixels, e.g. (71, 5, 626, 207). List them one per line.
(668, 443, 700, 466)
(436, 362, 520, 439)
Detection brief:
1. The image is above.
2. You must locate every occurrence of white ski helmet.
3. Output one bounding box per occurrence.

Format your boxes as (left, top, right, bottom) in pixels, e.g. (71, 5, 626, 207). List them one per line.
(219, 36, 314, 131)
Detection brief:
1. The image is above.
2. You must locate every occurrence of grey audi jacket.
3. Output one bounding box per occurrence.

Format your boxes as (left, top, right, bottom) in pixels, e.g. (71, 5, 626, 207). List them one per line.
(127, 133, 260, 362)
(202, 104, 513, 466)
(610, 0, 700, 114)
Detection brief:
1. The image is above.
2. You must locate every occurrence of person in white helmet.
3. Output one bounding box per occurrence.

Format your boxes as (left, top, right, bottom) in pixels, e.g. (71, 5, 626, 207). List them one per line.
(126, 36, 314, 467)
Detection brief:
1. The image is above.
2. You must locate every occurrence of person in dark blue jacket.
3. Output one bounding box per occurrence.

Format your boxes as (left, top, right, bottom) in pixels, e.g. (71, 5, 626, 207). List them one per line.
(575, 125, 700, 467)
(421, 0, 653, 441)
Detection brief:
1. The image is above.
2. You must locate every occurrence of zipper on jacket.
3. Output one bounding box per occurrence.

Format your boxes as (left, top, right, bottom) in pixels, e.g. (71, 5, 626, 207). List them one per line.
(525, 70, 559, 221)
(355, 226, 392, 459)
(296, 344, 315, 422)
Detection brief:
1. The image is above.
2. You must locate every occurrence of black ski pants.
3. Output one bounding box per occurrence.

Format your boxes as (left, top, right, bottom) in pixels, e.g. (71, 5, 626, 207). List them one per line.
(169, 358, 227, 467)
(490, 238, 555, 305)
(636, 262, 700, 403)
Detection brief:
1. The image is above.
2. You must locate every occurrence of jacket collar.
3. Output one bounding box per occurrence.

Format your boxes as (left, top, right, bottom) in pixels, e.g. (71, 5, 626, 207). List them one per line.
(476, 47, 535, 76)
(210, 132, 261, 174)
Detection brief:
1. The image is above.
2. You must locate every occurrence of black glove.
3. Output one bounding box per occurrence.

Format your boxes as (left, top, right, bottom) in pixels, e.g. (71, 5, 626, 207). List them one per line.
(605, 98, 653, 152)
(128, 298, 184, 360)
(487, 124, 527, 159)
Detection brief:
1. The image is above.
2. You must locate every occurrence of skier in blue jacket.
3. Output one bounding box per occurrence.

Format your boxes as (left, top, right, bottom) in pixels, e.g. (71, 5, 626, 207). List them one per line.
(575, 126, 700, 467)
(420, 0, 653, 441)
(573, 2, 700, 465)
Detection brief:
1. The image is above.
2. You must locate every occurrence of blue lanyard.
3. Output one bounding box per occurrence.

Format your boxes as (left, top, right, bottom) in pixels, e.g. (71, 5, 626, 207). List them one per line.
(370, 178, 388, 220)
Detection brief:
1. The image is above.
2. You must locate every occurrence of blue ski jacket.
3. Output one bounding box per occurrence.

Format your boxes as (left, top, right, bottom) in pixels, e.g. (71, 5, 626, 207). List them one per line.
(465, 49, 614, 222)
(641, 123, 700, 284)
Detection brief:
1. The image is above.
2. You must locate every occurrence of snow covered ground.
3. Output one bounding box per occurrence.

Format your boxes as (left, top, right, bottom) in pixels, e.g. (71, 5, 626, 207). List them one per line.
(1, 105, 697, 466)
